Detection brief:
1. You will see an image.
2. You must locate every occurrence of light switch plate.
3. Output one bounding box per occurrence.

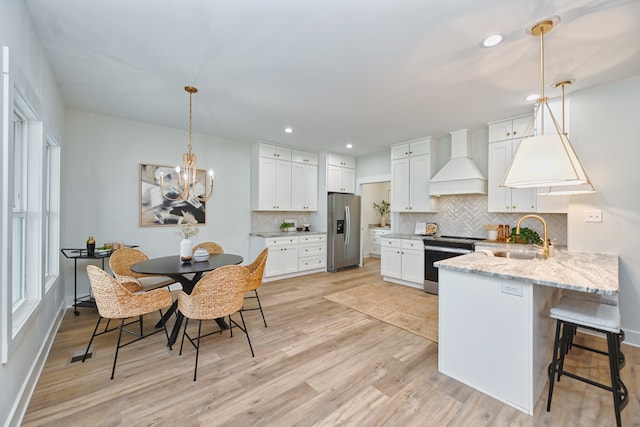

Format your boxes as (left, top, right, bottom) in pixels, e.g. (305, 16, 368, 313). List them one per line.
(585, 210, 603, 223)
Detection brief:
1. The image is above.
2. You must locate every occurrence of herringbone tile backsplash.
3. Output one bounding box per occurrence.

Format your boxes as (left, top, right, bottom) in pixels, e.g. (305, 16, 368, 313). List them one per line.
(251, 195, 568, 246)
(396, 195, 567, 245)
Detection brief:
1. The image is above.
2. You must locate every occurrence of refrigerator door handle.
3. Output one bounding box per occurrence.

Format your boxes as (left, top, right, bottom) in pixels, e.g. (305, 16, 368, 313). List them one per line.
(344, 205, 350, 246)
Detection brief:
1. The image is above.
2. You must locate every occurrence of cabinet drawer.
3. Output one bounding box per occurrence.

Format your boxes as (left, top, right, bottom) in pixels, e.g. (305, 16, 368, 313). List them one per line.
(299, 234, 326, 244)
(371, 235, 383, 245)
(299, 243, 325, 257)
(381, 238, 401, 248)
(401, 239, 422, 250)
(299, 256, 325, 271)
(265, 236, 299, 247)
(291, 150, 318, 165)
(370, 245, 382, 255)
(258, 143, 291, 160)
(370, 228, 391, 236)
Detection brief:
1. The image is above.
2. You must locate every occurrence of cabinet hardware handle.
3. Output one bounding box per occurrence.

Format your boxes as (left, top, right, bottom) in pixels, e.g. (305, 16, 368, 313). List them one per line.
(507, 132, 511, 136)
(513, 131, 518, 135)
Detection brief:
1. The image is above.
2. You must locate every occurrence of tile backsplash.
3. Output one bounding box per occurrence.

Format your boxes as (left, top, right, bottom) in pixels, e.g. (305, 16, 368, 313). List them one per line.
(397, 194, 567, 245)
(252, 195, 568, 246)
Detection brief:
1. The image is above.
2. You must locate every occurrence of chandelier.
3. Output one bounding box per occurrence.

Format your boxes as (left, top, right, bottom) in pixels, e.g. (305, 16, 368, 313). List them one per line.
(160, 86, 214, 202)
(501, 18, 593, 192)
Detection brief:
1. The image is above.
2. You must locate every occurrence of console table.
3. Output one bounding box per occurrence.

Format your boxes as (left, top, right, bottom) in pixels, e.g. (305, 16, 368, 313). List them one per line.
(61, 246, 136, 315)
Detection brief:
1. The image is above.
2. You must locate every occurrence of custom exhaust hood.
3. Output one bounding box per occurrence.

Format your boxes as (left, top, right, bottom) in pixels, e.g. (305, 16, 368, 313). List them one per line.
(430, 129, 487, 196)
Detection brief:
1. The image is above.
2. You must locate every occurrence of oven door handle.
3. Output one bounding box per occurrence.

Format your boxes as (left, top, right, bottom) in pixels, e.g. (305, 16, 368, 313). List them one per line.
(424, 246, 472, 254)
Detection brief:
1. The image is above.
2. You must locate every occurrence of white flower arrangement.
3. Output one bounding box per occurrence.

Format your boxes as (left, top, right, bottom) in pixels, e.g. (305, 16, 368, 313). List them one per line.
(177, 222, 199, 239)
(177, 210, 199, 239)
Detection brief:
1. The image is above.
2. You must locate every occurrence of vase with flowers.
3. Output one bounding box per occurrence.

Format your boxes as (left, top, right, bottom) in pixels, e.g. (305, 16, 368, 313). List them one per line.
(373, 200, 391, 227)
(177, 222, 199, 262)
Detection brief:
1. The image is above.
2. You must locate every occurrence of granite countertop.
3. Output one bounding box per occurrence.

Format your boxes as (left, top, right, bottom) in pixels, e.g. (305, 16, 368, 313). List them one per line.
(385, 234, 427, 241)
(435, 248, 618, 295)
(251, 231, 326, 238)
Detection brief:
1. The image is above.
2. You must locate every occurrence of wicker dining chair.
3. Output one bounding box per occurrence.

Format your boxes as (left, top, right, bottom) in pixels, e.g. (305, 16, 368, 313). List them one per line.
(192, 241, 224, 254)
(178, 265, 253, 381)
(242, 248, 269, 327)
(109, 247, 176, 290)
(84, 265, 174, 379)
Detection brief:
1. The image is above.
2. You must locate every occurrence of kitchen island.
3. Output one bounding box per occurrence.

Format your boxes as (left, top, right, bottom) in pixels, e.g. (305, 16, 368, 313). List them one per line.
(435, 248, 618, 415)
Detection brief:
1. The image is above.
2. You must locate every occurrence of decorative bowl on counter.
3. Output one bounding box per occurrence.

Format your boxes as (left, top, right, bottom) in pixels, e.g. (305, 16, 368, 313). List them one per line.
(193, 248, 210, 262)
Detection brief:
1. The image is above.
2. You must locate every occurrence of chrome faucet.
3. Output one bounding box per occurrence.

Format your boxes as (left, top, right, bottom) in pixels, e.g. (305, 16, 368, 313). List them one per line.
(515, 214, 549, 258)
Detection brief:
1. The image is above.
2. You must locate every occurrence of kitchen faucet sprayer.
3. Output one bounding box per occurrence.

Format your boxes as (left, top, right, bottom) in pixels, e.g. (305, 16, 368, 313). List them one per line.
(515, 214, 549, 258)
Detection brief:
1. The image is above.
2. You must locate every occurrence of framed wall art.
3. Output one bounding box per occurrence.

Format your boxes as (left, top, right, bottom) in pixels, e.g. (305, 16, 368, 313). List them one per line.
(139, 163, 207, 226)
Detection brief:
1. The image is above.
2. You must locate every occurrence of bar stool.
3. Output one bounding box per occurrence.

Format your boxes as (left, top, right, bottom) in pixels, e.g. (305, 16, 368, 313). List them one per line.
(562, 289, 625, 367)
(547, 296, 628, 427)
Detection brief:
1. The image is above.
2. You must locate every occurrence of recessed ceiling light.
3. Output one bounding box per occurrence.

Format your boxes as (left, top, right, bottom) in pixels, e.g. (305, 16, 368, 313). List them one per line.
(284, 127, 293, 134)
(525, 94, 540, 102)
(346, 143, 353, 149)
(481, 34, 504, 48)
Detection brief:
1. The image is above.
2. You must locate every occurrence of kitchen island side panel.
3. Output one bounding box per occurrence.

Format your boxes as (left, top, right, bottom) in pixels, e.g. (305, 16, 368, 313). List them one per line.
(438, 268, 557, 415)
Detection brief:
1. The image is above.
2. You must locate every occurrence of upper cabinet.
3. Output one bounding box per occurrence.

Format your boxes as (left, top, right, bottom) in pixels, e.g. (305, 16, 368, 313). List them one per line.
(291, 150, 318, 211)
(487, 114, 568, 213)
(326, 153, 356, 193)
(251, 143, 319, 211)
(390, 137, 437, 212)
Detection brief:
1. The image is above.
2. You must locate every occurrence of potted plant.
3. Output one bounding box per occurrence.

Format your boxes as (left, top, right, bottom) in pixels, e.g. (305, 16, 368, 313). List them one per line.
(373, 200, 391, 227)
(279, 221, 295, 232)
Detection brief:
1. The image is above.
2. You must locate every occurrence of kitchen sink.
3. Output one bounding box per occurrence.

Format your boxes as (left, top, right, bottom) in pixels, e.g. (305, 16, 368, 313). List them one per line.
(493, 250, 538, 260)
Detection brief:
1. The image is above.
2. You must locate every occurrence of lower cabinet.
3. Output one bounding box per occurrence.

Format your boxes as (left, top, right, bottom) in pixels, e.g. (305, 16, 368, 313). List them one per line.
(369, 227, 391, 258)
(381, 238, 424, 289)
(251, 233, 326, 281)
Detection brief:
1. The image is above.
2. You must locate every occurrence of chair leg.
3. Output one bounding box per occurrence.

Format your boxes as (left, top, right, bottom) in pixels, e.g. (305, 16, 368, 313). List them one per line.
(547, 320, 562, 412)
(111, 319, 126, 380)
(82, 316, 103, 362)
(607, 331, 628, 427)
(193, 320, 203, 381)
(254, 290, 268, 328)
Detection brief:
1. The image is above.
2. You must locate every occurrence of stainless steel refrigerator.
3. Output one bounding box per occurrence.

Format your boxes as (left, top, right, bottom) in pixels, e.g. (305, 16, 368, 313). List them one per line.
(327, 193, 361, 272)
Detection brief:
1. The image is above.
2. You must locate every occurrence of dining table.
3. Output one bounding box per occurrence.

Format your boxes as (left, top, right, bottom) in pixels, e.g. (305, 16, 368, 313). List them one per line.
(131, 253, 244, 346)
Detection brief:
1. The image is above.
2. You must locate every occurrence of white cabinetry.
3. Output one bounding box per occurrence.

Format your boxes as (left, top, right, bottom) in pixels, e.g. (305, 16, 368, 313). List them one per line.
(291, 150, 318, 211)
(390, 138, 436, 212)
(252, 143, 292, 211)
(251, 233, 326, 282)
(488, 113, 568, 214)
(369, 227, 391, 258)
(488, 117, 536, 213)
(326, 153, 356, 193)
(381, 238, 424, 289)
(298, 233, 326, 271)
(263, 236, 299, 277)
(252, 143, 319, 211)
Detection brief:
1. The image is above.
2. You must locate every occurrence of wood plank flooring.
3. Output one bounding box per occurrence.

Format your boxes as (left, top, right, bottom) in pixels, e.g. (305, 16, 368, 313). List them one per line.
(23, 258, 640, 426)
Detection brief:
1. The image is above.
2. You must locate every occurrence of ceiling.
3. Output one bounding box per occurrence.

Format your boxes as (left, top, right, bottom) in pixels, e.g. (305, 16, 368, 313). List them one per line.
(24, 0, 640, 157)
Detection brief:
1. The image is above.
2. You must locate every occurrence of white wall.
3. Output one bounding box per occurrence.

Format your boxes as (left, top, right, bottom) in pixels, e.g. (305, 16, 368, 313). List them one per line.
(0, 1, 67, 426)
(62, 110, 253, 299)
(566, 76, 640, 345)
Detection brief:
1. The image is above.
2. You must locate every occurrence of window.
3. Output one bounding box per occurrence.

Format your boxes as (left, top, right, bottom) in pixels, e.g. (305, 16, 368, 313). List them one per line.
(44, 137, 60, 290)
(9, 89, 44, 330)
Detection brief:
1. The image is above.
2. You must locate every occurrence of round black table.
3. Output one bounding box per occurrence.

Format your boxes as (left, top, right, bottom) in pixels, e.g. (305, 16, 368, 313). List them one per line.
(131, 253, 244, 346)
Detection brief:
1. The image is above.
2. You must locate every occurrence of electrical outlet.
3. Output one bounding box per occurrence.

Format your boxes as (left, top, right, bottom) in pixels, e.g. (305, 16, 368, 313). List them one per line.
(585, 210, 603, 223)
(501, 282, 523, 297)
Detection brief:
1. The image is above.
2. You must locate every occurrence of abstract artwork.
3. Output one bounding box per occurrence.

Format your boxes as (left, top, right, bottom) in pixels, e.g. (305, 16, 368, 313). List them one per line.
(139, 163, 207, 226)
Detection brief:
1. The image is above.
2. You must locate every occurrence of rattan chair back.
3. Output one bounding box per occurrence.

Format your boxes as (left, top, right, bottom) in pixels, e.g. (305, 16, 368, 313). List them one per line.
(178, 265, 249, 320)
(87, 265, 173, 319)
(246, 248, 268, 292)
(109, 247, 150, 281)
(192, 241, 224, 254)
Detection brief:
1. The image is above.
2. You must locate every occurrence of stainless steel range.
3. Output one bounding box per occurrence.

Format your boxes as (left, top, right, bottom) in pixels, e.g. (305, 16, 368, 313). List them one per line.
(423, 235, 484, 294)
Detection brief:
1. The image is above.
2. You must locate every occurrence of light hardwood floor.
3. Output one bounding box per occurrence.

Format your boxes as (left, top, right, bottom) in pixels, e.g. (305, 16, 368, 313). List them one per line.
(23, 259, 639, 426)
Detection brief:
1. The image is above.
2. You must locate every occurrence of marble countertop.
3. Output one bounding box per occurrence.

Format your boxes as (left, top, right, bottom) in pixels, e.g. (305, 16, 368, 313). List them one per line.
(384, 233, 427, 240)
(435, 247, 619, 295)
(251, 231, 326, 238)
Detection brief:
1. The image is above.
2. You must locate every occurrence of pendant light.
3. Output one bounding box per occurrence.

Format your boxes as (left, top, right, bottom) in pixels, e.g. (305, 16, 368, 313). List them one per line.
(160, 86, 214, 202)
(501, 19, 593, 190)
(537, 80, 595, 195)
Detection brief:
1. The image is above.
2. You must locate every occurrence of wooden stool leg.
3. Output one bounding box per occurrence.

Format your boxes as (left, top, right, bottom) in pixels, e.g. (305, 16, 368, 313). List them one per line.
(607, 332, 627, 427)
